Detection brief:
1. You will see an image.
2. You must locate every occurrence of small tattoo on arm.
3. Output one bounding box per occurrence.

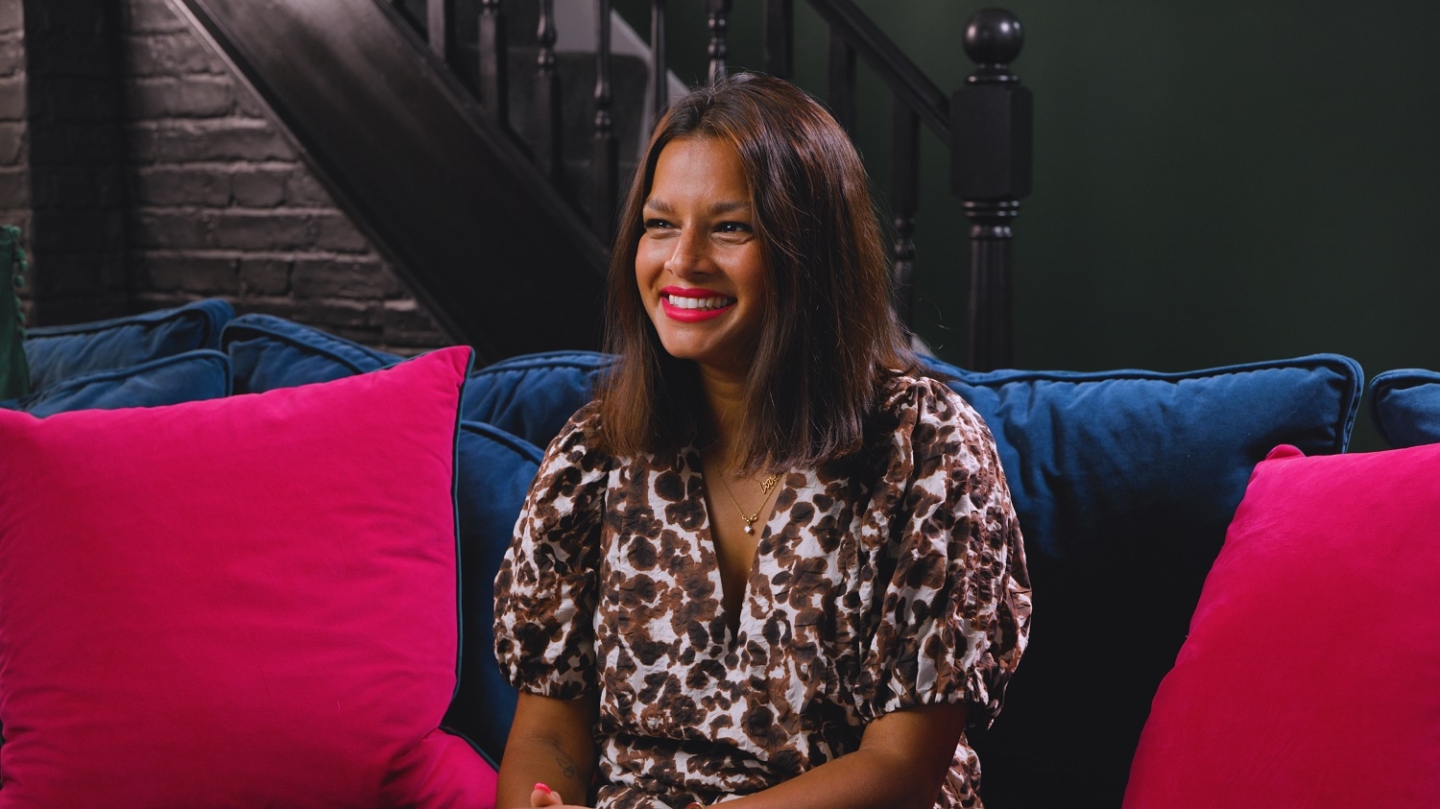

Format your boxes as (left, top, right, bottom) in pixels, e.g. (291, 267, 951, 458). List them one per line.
(555, 755, 576, 779)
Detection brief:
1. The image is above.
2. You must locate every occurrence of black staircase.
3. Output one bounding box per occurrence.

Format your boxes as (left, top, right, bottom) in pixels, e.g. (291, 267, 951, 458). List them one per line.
(169, 0, 1030, 367)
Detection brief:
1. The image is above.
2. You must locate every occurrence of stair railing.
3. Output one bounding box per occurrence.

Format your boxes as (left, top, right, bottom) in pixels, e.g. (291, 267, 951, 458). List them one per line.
(408, 0, 1030, 371)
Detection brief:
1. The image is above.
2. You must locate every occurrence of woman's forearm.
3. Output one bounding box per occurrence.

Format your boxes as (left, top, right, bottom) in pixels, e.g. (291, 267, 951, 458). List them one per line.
(709, 703, 965, 809)
(496, 691, 600, 809)
(495, 734, 594, 808)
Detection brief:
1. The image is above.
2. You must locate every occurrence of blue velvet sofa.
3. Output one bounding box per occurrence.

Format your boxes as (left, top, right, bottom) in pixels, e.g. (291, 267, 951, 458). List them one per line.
(6, 299, 1436, 807)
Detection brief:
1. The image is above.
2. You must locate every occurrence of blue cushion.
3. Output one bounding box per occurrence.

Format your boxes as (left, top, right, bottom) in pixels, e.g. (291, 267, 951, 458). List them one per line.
(24, 300, 234, 392)
(461, 351, 610, 448)
(2, 350, 232, 416)
(442, 421, 543, 765)
(1368, 369, 1440, 449)
(221, 314, 403, 394)
(921, 353, 1364, 808)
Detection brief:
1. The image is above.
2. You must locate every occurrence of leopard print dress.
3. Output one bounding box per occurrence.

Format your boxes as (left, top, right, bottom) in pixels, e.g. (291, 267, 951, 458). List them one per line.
(494, 374, 1030, 809)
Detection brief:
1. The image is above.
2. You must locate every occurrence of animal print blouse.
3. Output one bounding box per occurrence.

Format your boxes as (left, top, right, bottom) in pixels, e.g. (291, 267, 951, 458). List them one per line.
(494, 374, 1031, 809)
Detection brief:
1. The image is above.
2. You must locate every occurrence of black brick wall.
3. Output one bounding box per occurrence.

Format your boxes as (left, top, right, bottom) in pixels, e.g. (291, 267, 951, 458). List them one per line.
(120, 0, 447, 352)
(3, 0, 449, 353)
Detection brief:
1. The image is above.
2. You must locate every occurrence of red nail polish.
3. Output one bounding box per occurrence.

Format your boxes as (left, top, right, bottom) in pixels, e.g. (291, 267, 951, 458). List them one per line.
(534, 783, 552, 795)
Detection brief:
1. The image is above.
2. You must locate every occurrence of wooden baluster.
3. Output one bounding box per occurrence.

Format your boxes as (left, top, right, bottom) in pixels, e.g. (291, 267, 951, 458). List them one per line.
(952, 8, 1030, 371)
(535, 0, 564, 185)
(827, 25, 856, 134)
(426, 0, 454, 64)
(892, 97, 920, 336)
(763, 0, 793, 80)
(706, 0, 732, 83)
(651, 0, 668, 117)
(478, 0, 508, 123)
(594, 0, 620, 242)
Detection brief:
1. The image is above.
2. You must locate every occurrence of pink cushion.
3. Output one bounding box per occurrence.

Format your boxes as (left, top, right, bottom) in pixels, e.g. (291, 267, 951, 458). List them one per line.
(1123, 444, 1440, 808)
(0, 347, 497, 807)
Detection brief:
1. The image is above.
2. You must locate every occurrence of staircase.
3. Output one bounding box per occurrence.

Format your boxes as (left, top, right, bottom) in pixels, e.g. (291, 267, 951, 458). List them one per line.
(168, 0, 1031, 369)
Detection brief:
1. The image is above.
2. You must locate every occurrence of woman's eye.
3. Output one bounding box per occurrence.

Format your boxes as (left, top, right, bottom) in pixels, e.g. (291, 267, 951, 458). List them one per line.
(643, 218, 672, 230)
(716, 221, 752, 234)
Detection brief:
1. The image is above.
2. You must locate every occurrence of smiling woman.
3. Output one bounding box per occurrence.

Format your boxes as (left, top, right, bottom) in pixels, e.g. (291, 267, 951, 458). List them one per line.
(492, 75, 1031, 809)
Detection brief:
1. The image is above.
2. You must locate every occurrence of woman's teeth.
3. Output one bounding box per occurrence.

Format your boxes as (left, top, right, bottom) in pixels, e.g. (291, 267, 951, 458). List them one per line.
(666, 295, 735, 310)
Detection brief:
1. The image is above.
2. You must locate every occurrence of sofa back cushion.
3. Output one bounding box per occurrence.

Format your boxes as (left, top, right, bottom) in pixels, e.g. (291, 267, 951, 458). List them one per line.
(1123, 443, 1440, 808)
(461, 351, 609, 448)
(1368, 368, 1440, 448)
(0, 347, 496, 806)
(922, 354, 1364, 808)
(442, 421, 544, 762)
(2, 350, 231, 416)
(23, 299, 233, 392)
(221, 313, 403, 394)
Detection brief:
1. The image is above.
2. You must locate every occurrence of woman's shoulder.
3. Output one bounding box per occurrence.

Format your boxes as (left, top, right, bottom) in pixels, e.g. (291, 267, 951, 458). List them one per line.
(874, 369, 982, 431)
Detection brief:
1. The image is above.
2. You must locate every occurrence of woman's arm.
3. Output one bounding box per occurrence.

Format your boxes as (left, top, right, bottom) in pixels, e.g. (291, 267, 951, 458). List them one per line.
(496, 691, 601, 809)
(714, 702, 967, 809)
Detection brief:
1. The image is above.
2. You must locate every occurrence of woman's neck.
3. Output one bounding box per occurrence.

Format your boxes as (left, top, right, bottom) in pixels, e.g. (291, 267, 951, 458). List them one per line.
(699, 364, 748, 471)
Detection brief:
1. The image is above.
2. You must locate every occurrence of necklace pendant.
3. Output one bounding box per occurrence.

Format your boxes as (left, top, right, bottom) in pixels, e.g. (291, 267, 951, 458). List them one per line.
(743, 524, 754, 535)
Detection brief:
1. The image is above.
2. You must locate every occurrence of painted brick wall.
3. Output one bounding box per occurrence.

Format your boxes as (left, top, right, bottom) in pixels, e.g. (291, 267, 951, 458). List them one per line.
(120, 0, 448, 352)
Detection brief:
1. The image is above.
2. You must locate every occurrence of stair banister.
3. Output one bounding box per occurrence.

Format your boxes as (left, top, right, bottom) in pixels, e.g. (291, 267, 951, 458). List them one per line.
(706, 0, 732, 82)
(478, 0, 508, 123)
(593, 0, 620, 243)
(952, 8, 1030, 371)
(535, 0, 564, 184)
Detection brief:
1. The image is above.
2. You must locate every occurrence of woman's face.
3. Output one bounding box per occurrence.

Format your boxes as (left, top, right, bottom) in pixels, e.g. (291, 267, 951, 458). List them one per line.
(636, 136, 766, 381)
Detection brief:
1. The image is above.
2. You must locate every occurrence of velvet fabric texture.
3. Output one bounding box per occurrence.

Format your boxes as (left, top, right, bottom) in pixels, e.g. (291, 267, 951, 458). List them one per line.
(921, 354, 1364, 807)
(0, 347, 496, 807)
(441, 420, 544, 763)
(1123, 444, 1440, 807)
(218, 315, 548, 764)
(222, 313, 402, 394)
(1368, 368, 1440, 448)
(1, 350, 231, 416)
(23, 299, 233, 392)
(461, 350, 609, 447)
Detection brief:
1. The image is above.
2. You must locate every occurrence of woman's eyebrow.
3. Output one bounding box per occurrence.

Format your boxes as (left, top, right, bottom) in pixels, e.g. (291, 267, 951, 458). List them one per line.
(642, 199, 751, 215)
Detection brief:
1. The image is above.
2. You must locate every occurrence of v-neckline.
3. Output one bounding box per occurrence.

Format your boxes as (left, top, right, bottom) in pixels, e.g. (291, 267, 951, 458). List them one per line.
(687, 447, 782, 646)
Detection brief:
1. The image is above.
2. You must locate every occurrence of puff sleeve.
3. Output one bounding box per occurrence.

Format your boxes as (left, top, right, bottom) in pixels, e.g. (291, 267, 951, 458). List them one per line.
(856, 378, 1031, 728)
(493, 402, 611, 698)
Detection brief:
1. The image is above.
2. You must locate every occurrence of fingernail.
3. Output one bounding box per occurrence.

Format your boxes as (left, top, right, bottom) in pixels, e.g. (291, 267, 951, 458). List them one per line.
(534, 783, 552, 795)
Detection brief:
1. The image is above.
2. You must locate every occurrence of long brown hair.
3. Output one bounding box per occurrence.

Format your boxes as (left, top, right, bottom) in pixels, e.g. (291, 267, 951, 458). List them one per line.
(596, 74, 914, 471)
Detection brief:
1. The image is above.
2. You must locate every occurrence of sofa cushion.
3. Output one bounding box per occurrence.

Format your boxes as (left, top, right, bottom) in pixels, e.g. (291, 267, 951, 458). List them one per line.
(1368, 368, 1440, 448)
(921, 353, 1364, 807)
(223, 315, 606, 450)
(221, 312, 403, 394)
(0, 347, 496, 806)
(442, 421, 544, 763)
(24, 299, 233, 392)
(1123, 444, 1440, 808)
(1, 350, 231, 416)
(462, 350, 609, 447)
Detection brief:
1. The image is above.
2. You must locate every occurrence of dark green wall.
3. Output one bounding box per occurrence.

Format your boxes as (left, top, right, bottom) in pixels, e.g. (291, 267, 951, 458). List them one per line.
(618, 0, 1440, 449)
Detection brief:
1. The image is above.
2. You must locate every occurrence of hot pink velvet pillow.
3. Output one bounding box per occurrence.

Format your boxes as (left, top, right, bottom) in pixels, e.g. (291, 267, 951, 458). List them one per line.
(0, 347, 496, 807)
(1123, 443, 1440, 808)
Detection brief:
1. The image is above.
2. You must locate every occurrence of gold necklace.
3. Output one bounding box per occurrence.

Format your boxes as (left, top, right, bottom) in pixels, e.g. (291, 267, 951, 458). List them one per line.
(718, 472, 780, 534)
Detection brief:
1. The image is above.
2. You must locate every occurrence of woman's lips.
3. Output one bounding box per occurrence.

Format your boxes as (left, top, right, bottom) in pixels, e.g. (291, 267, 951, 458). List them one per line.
(660, 288, 737, 322)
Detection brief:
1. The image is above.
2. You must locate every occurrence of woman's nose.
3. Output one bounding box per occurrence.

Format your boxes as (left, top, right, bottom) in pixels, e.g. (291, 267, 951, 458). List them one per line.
(664, 230, 710, 278)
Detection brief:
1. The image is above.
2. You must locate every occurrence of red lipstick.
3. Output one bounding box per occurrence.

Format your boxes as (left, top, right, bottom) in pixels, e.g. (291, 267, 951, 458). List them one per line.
(659, 286, 736, 322)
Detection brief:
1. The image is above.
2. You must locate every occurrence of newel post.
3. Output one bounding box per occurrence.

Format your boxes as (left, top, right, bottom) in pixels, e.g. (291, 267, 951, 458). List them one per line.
(953, 8, 1031, 371)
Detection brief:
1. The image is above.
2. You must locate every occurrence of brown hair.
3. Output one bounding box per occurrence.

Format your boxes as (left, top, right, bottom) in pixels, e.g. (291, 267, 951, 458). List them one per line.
(596, 74, 914, 471)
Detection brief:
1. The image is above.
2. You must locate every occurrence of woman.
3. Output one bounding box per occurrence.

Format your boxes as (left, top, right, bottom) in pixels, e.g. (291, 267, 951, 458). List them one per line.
(493, 74, 1030, 809)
